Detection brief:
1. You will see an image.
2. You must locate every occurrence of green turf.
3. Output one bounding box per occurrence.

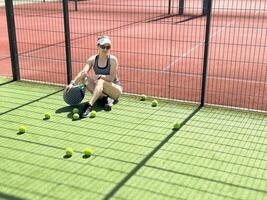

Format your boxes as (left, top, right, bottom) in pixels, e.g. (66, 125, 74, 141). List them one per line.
(0, 78, 266, 200)
(112, 107, 267, 200)
(0, 78, 197, 200)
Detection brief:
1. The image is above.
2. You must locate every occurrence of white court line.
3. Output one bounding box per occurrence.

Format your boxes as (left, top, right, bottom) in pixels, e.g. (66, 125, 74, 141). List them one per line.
(20, 54, 267, 85)
(164, 10, 262, 70)
(164, 20, 235, 71)
(170, 71, 267, 85)
(125, 67, 266, 85)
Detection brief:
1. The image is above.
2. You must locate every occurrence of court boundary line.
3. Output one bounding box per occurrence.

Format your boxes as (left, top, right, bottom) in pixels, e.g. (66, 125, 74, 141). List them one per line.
(163, 20, 235, 71)
(16, 55, 266, 85)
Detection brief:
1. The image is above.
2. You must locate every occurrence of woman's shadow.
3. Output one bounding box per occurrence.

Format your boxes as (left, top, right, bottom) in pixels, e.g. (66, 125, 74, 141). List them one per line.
(55, 101, 106, 120)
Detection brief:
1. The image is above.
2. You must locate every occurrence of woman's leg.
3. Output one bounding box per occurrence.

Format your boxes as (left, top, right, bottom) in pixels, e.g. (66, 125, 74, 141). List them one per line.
(84, 77, 95, 94)
(101, 81, 122, 110)
(83, 76, 122, 100)
(82, 79, 108, 117)
(89, 79, 105, 106)
(102, 81, 122, 100)
(85, 77, 107, 102)
(82, 79, 122, 117)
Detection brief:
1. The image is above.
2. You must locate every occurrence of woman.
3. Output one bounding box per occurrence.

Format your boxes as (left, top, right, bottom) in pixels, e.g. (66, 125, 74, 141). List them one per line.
(65, 36, 122, 118)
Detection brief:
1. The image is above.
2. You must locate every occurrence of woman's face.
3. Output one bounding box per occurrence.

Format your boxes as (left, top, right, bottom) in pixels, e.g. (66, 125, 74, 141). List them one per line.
(98, 44, 111, 54)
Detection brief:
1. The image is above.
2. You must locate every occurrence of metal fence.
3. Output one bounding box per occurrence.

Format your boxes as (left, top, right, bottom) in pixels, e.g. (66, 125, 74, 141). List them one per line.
(3, 0, 267, 111)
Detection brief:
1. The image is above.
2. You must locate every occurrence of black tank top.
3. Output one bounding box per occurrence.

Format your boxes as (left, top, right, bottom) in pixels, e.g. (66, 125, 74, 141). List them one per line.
(93, 55, 121, 86)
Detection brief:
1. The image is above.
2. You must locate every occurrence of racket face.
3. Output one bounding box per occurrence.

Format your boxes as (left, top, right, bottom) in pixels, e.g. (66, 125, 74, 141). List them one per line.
(63, 86, 85, 106)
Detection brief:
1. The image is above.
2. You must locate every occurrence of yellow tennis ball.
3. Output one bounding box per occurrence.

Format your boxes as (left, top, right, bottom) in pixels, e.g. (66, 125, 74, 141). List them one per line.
(19, 125, 27, 133)
(73, 113, 80, 120)
(84, 148, 93, 156)
(44, 112, 51, 119)
(140, 94, 147, 101)
(66, 148, 74, 156)
(72, 108, 79, 114)
(173, 122, 180, 130)
(151, 100, 158, 107)
(90, 111, 97, 118)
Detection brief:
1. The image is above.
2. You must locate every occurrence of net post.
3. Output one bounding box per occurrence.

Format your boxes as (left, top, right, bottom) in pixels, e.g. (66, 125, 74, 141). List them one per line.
(200, 0, 213, 106)
(178, 0, 184, 15)
(5, 0, 20, 81)
(63, 0, 72, 84)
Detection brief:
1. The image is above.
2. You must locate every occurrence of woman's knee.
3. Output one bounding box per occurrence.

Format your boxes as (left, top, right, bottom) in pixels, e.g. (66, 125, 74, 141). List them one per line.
(107, 86, 122, 100)
(113, 92, 121, 100)
(115, 87, 122, 98)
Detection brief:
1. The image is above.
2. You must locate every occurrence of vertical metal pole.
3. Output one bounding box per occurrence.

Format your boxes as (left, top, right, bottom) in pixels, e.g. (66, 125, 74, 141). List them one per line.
(63, 0, 72, 84)
(75, 0, 78, 12)
(5, 0, 20, 81)
(168, 0, 171, 15)
(178, 0, 184, 15)
(200, 0, 213, 106)
(202, 0, 209, 15)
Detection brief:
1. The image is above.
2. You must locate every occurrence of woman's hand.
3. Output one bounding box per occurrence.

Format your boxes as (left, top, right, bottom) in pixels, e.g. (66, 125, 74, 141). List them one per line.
(64, 81, 76, 94)
(92, 74, 101, 81)
(80, 71, 88, 79)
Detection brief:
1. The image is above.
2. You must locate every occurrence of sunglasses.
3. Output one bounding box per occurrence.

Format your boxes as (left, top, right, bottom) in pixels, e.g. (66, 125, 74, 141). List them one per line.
(99, 44, 111, 50)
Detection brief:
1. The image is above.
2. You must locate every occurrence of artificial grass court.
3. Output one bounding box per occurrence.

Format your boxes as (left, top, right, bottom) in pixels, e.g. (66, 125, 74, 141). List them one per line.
(0, 77, 266, 200)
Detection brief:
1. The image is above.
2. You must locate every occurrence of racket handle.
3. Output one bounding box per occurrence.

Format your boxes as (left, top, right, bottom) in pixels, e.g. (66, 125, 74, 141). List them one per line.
(79, 83, 86, 89)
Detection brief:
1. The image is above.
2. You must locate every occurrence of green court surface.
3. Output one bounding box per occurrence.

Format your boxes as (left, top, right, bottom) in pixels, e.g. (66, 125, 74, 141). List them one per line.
(0, 77, 266, 200)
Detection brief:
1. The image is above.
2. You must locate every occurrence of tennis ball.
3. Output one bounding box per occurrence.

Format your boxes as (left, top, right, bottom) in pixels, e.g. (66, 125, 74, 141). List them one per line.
(90, 111, 97, 118)
(72, 108, 79, 114)
(19, 125, 27, 133)
(140, 94, 147, 101)
(73, 113, 80, 120)
(84, 148, 93, 156)
(65, 148, 74, 157)
(173, 122, 180, 130)
(44, 112, 51, 119)
(151, 100, 158, 107)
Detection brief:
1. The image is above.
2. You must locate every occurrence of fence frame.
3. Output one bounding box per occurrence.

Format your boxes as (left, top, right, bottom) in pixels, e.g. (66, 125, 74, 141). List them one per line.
(5, 0, 20, 81)
(63, 0, 73, 84)
(200, 0, 213, 106)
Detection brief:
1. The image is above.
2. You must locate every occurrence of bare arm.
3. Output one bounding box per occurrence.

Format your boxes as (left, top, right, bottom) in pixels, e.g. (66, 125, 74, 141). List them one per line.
(64, 56, 95, 94)
(72, 56, 94, 84)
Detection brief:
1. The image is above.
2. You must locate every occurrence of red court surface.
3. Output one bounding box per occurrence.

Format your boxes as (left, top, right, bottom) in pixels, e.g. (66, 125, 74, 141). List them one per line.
(0, 1, 266, 111)
(0, 7, 11, 77)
